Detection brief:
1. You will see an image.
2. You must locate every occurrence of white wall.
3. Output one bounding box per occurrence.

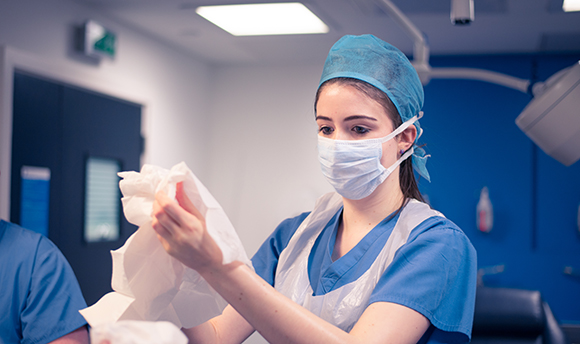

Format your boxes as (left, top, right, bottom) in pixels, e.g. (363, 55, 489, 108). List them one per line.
(205, 63, 333, 344)
(205, 64, 333, 257)
(0, 0, 214, 219)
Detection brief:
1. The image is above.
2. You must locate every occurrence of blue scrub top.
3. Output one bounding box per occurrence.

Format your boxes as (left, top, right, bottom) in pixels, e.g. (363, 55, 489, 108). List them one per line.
(0, 220, 88, 344)
(251, 205, 477, 344)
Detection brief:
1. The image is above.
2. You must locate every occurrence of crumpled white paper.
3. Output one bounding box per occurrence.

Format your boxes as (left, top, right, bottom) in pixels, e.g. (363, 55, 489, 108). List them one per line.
(80, 162, 252, 329)
(90, 320, 187, 344)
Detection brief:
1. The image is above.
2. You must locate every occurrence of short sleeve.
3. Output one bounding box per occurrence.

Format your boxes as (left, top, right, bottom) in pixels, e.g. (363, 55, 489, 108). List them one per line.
(368, 217, 477, 343)
(251, 212, 310, 286)
(20, 236, 88, 344)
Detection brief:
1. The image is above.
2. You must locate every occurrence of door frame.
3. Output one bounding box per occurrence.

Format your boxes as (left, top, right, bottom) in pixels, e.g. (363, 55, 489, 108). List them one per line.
(0, 46, 148, 220)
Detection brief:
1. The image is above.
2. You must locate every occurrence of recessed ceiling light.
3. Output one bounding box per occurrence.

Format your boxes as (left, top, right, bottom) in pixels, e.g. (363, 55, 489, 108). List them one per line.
(195, 2, 329, 36)
(563, 0, 580, 12)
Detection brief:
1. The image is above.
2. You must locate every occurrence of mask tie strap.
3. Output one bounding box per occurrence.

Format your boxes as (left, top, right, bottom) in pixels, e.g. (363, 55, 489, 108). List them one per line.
(415, 111, 424, 140)
(380, 112, 421, 143)
(384, 146, 414, 177)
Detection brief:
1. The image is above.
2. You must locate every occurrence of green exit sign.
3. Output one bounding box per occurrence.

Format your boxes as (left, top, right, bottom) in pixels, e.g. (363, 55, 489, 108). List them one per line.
(84, 20, 116, 59)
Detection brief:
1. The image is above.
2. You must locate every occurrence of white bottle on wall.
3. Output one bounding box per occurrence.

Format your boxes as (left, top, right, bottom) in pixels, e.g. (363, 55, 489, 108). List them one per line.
(477, 186, 493, 233)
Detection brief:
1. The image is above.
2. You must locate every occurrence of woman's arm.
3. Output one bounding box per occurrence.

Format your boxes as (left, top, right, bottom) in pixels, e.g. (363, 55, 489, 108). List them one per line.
(49, 326, 89, 344)
(199, 260, 429, 344)
(153, 184, 430, 344)
(182, 305, 255, 344)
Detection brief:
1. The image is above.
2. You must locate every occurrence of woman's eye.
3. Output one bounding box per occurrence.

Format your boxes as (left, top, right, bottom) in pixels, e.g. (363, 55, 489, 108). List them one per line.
(319, 126, 333, 135)
(352, 126, 370, 134)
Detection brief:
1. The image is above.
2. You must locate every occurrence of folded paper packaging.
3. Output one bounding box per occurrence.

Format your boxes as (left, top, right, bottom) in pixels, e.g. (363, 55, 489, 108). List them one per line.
(90, 321, 188, 344)
(80, 162, 252, 329)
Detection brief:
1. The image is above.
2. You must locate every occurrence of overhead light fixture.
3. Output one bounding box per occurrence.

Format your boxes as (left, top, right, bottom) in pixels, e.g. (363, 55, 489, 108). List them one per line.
(195, 2, 329, 36)
(450, 0, 474, 25)
(563, 0, 580, 12)
(562, 0, 580, 12)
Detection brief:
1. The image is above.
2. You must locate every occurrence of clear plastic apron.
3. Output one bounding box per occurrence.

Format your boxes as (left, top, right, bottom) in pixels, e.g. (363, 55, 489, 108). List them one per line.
(274, 192, 443, 332)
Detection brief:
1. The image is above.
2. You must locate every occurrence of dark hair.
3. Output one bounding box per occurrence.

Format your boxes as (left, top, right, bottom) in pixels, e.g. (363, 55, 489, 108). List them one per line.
(315, 77, 425, 204)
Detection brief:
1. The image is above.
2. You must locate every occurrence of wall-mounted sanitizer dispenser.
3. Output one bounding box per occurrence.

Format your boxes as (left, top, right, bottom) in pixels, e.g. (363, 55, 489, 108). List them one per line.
(516, 61, 580, 166)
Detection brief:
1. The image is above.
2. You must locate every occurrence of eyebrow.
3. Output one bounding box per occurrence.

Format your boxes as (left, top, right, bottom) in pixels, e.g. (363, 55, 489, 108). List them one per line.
(315, 115, 378, 122)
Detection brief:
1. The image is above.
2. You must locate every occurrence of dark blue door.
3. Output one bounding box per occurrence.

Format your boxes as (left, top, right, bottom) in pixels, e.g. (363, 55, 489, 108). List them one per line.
(11, 72, 142, 306)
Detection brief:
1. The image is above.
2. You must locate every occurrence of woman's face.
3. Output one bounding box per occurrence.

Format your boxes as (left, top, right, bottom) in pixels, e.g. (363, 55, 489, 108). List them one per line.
(315, 83, 403, 169)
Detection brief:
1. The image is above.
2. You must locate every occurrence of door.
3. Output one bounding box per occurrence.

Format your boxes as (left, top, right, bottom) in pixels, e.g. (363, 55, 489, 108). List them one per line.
(11, 72, 142, 306)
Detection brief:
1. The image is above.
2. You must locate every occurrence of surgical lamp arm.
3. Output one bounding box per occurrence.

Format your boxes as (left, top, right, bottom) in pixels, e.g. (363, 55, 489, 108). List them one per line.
(377, 0, 531, 94)
(429, 67, 531, 93)
(378, 0, 429, 66)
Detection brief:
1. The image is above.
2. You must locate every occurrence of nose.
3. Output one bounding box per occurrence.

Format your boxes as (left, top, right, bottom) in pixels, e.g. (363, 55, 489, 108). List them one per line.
(333, 128, 351, 140)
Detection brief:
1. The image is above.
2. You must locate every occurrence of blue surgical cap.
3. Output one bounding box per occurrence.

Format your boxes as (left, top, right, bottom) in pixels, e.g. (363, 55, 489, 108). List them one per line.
(318, 34, 430, 181)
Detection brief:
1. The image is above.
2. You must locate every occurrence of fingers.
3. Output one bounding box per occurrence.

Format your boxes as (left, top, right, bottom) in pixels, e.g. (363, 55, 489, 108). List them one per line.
(152, 188, 204, 239)
(151, 185, 222, 271)
(155, 190, 191, 227)
(151, 197, 174, 237)
(176, 182, 204, 220)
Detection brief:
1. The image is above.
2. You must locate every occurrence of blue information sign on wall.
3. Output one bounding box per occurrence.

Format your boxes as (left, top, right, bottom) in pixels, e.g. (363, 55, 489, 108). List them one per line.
(20, 166, 51, 237)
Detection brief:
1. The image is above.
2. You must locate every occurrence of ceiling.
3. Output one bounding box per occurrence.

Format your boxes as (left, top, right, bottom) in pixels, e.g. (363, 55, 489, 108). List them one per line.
(73, 0, 580, 66)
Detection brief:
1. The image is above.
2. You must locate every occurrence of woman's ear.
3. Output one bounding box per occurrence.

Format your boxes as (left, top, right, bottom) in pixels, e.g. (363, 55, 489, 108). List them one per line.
(398, 125, 417, 152)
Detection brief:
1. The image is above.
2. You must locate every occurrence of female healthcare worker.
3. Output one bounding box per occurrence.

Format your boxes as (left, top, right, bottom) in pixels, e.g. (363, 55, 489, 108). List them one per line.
(152, 34, 477, 344)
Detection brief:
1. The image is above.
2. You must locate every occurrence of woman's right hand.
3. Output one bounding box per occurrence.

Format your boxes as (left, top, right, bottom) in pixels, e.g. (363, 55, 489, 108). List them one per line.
(151, 182, 223, 273)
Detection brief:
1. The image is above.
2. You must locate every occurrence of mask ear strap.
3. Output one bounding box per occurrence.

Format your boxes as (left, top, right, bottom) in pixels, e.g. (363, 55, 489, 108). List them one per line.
(381, 113, 420, 143)
(385, 146, 414, 176)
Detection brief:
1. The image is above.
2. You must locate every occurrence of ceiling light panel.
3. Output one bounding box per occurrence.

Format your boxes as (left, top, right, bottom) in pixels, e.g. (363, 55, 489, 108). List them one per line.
(196, 2, 329, 36)
(563, 0, 580, 12)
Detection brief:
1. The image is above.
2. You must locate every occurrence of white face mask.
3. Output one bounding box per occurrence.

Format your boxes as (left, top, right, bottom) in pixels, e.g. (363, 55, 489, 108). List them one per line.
(317, 115, 418, 200)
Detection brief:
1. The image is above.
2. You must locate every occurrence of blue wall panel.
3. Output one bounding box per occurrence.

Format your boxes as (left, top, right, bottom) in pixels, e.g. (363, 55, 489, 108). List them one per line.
(418, 53, 580, 323)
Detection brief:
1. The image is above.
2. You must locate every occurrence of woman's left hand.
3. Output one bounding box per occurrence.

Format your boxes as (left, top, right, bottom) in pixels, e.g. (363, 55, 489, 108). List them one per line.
(151, 182, 223, 272)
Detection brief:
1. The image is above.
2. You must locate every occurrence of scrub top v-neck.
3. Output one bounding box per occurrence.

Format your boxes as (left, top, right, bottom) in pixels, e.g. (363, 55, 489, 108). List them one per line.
(308, 207, 401, 296)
